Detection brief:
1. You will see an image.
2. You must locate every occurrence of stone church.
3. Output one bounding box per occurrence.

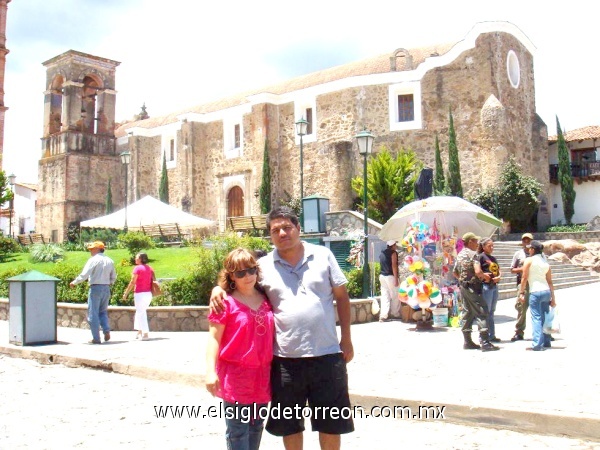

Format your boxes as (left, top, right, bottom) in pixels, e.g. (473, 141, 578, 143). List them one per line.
(36, 21, 549, 242)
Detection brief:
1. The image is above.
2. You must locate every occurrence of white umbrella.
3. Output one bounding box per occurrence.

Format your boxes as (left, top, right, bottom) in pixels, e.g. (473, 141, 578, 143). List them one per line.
(379, 196, 502, 242)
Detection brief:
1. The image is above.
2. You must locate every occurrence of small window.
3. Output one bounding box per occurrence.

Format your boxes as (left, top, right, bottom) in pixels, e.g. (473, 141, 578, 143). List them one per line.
(169, 139, 175, 162)
(388, 81, 422, 131)
(224, 120, 243, 158)
(234, 124, 241, 149)
(306, 108, 313, 135)
(397, 94, 414, 122)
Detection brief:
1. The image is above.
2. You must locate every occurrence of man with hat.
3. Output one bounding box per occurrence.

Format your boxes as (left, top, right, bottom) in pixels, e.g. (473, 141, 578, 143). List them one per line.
(453, 232, 499, 351)
(70, 241, 117, 344)
(510, 233, 533, 341)
(378, 240, 400, 322)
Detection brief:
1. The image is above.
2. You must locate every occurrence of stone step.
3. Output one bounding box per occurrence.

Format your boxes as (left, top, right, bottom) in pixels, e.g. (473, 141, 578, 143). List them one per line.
(496, 272, 598, 290)
(498, 278, 599, 300)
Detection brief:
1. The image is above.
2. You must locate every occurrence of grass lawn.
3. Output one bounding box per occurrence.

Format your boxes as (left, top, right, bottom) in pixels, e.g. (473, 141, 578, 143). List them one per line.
(0, 247, 197, 279)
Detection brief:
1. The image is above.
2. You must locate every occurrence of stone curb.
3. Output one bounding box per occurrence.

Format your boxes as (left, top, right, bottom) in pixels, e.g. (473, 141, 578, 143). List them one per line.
(2, 344, 599, 441)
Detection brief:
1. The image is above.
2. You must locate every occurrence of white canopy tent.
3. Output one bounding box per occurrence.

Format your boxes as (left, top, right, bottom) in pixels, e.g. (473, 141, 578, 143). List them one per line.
(80, 195, 215, 230)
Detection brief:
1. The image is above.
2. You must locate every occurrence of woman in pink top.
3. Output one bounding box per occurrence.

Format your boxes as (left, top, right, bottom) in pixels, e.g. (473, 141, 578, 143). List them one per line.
(206, 248, 274, 450)
(122, 252, 155, 340)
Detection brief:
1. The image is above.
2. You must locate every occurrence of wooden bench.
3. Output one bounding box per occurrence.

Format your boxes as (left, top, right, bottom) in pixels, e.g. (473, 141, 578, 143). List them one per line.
(141, 223, 183, 245)
(227, 215, 267, 233)
(17, 233, 46, 246)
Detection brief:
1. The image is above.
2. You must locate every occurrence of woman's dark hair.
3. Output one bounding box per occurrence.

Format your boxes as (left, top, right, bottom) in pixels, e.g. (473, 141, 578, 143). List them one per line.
(528, 240, 544, 255)
(218, 248, 261, 294)
(136, 252, 149, 264)
(477, 238, 493, 254)
(266, 206, 299, 231)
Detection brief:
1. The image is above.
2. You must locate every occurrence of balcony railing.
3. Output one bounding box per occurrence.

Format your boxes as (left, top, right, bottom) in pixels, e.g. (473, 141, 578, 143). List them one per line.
(549, 162, 600, 183)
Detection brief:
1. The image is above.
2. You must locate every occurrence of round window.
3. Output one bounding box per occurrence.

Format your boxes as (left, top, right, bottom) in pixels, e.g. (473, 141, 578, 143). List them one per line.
(507, 50, 520, 88)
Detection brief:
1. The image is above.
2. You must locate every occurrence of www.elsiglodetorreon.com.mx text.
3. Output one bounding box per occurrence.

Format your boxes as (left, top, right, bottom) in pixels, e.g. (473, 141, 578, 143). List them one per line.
(154, 404, 446, 422)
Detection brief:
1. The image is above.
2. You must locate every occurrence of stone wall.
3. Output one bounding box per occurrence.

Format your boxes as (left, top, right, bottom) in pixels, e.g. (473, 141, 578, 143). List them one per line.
(0, 298, 377, 332)
(326, 210, 382, 237)
(40, 27, 549, 240)
(496, 231, 600, 242)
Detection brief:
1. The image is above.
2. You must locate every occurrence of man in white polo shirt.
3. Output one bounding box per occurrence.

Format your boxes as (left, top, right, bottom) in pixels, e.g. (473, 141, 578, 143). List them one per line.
(211, 207, 354, 450)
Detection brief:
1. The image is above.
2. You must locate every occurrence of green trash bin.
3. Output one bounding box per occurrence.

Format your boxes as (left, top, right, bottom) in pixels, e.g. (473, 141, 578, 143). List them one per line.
(8, 270, 59, 345)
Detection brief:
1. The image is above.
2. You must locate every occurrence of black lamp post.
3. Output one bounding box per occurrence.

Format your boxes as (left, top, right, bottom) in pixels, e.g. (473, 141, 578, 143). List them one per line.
(355, 129, 374, 298)
(120, 151, 131, 232)
(295, 116, 308, 227)
(8, 173, 15, 238)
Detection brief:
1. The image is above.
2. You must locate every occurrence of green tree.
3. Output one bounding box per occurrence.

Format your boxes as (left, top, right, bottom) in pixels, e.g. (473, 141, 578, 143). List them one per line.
(556, 117, 576, 224)
(105, 178, 113, 214)
(259, 140, 271, 214)
(117, 231, 156, 261)
(447, 108, 463, 197)
(0, 170, 14, 206)
(469, 156, 542, 232)
(351, 147, 422, 223)
(433, 134, 447, 195)
(159, 153, 169, 204)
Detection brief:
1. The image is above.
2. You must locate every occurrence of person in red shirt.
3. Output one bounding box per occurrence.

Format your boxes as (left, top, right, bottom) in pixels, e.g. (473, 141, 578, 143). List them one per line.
(122, 252, 155, 340)
(206, 248, 275, 450)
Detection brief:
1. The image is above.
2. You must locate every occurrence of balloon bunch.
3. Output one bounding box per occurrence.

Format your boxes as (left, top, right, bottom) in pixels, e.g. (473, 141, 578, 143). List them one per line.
(398, 277, 442, 310)
(400, 220, 430, 253)
(403, 255, 431, 277)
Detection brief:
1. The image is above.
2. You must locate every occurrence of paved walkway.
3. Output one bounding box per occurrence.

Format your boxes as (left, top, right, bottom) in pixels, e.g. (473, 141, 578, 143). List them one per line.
(1, 281, 599, 440)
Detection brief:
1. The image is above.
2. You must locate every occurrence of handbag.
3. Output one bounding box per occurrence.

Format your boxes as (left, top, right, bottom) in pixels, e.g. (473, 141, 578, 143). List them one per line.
(151, 280, 162, 297)
(371, 297, 380, 315)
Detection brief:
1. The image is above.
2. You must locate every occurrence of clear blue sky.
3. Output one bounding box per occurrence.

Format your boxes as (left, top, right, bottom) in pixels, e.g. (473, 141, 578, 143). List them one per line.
(3, 0, 598, 183)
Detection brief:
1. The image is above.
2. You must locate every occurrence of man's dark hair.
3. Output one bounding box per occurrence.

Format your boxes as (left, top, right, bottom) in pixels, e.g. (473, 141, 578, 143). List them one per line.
(266, 206, 299, 231)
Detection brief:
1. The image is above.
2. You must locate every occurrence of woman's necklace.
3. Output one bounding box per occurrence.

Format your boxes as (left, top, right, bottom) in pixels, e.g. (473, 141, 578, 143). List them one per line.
(233, 290, 267, 336)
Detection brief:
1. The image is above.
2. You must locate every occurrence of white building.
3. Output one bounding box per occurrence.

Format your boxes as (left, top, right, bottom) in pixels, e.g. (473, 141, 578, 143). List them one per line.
(548, 125, 600, 225)
(1, 182, 37, 237)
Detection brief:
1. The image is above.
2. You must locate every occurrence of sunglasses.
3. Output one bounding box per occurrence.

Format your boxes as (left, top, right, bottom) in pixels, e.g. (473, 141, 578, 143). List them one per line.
(232, 267, 258, 279)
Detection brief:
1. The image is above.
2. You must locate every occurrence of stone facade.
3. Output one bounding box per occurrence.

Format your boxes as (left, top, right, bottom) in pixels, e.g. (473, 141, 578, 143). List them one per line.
(0, 298, 377, 331)
(37, 51, 121, 241)
(37, 22, 550, 240)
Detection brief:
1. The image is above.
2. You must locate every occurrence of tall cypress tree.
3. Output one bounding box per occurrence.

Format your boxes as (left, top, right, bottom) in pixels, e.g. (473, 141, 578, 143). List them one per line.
(447, 107, 463, 198)
(556, 117, 576, 224)
(433, 134, 446, 195)
(159, 153, 169, 204)
(105, 178, 113, 214)
(259, 140, 271, 214)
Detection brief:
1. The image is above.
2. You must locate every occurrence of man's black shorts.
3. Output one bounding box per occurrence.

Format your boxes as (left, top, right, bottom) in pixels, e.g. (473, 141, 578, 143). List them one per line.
(266, 353, 354, 436)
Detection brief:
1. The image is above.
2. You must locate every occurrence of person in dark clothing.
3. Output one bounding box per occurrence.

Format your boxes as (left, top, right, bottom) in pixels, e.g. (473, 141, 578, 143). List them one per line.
(378, 240, 399, 322)
(453, 232, 499, 352)
(477, 238, 502, 342)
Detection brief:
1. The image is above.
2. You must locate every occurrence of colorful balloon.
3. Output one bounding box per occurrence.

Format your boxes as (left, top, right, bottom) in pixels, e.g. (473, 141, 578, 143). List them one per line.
(429, 288, 442, 304)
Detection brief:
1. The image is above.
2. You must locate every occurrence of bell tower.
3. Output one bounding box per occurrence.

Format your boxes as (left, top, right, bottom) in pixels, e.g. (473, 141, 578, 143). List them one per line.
(37, 51, 122, 242)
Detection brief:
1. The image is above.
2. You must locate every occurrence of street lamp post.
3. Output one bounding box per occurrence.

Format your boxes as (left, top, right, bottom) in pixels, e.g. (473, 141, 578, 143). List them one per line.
(120, 151, 131, 233)
(8, 173, 15, 238)
(355, 129, 374, 298)
(295, 116, 308, 227)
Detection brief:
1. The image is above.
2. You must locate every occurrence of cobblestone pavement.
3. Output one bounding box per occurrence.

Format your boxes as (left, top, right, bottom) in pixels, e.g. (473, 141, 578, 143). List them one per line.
(1, 356, 598, 449)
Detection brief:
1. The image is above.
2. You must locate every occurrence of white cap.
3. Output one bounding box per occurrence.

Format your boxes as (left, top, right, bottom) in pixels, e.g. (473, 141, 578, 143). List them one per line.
(386, 240, 396, 246)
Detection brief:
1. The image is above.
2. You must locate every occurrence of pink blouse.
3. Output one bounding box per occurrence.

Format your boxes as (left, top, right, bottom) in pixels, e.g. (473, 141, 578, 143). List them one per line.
(208, 295, 274, 404)
(133, 264, 153, 293)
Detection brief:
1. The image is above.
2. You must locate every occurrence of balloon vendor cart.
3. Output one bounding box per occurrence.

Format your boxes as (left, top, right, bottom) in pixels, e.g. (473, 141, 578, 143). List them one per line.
(396, 219, 461, 329)
(379, 196, 503, 329)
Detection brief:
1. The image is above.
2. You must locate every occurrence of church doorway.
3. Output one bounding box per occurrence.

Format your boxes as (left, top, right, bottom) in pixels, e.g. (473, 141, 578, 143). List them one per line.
(227, 186, 244, 218)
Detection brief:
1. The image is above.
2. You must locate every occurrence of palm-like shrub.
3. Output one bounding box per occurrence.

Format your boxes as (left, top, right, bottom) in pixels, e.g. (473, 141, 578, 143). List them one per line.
(29, 243, 65, 263)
